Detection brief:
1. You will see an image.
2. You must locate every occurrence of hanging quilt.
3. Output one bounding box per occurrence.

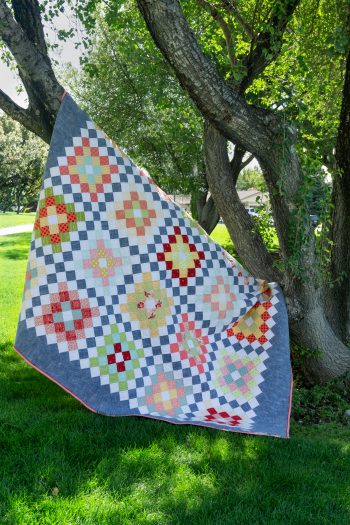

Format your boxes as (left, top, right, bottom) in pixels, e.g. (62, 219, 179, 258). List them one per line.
(15, 94, 292, 438)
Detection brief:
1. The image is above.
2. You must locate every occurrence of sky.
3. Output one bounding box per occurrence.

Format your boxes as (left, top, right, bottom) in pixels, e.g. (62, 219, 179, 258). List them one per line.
(0, 65, 24, 105)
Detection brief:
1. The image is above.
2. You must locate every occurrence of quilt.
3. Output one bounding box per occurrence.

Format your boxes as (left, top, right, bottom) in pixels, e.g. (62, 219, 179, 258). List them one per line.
(15, 94, 292, 438)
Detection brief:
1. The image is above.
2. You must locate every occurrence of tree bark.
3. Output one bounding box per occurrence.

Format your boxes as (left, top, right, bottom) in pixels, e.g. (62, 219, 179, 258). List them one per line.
(203, 120, 281, 283)
(290, 289, 350, 384)
(0, 0, 63, 142)
(197, 193, 220, 234)
(328, 34, 350, 342)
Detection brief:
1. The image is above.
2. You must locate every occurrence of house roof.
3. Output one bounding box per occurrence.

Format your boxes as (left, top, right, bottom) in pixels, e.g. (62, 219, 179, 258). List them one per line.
(237, 188, 267, 203)
(172, 189, 268, 207)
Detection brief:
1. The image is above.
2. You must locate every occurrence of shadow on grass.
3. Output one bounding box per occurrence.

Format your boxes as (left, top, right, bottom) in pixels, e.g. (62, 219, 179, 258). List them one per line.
(0, 340, 349, 525)
(0, 233, 32, 261)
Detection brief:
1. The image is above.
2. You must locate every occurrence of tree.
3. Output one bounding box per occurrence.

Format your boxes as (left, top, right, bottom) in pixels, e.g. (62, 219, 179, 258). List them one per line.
(64, 7, 204, 202)
(236, 168, 266, 191)
(65, 2, 254, 234)
(136, 0, 350, 384)
(0, 0, 349, 384)
(0, 114, 46, 213)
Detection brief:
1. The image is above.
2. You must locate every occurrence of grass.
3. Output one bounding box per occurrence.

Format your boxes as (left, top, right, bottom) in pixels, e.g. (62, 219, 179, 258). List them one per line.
(211, 224, 235, 254)
(0, 212, 36, 229)
(0, 232, 350, 524)
(0, 233, 31, 344)
(211, 222, 279, 256)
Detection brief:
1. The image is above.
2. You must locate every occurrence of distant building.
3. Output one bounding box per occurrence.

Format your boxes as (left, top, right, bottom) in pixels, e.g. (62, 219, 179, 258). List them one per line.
(173, 189, 268, 214)
(237, 188, 268, 212)
(172, 194, 191, 211)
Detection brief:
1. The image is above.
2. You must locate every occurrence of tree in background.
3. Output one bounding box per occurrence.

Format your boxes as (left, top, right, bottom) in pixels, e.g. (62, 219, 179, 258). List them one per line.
(65, 1, 259, 234)
(0, 114, 46, 213)
(65, 7, 203, 200)
(236, 168, 266, 191)
(0, 0, 350, 384)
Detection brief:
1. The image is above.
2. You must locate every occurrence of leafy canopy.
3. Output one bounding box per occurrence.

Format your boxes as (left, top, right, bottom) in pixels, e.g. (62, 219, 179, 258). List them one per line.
(0, 115, 47, 213)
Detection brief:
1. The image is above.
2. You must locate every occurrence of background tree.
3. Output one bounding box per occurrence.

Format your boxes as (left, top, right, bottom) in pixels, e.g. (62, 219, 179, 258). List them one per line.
(66, 1, 259, 233)
(236, 168, 266, 191)
(66, 8, 202, 197)
(0, 114, 47, 213)
(0, 0, 350, 384)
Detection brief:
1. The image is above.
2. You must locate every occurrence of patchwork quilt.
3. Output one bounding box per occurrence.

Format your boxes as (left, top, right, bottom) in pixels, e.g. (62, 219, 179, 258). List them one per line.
(15, 94, 292, 438)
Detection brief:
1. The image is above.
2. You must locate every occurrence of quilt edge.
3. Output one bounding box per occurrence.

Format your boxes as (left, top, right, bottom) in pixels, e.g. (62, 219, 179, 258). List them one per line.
(13, 344, 293, 439)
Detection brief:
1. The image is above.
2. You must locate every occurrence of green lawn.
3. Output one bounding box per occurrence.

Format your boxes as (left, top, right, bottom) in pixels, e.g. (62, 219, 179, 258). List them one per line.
(0, 212, 36, 229)
(211, 222, 279, 255)
(0, 233, 350, 525)
(211, 224, 235, 254)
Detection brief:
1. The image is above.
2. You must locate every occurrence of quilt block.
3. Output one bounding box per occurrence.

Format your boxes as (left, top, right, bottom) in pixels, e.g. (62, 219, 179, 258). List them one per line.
(15, 94, 292, 437)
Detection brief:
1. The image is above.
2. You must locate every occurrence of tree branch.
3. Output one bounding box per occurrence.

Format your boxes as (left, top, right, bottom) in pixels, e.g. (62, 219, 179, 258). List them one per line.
(0, 88, 29, 126)
(204, 119, 281, 281)
(240, 0, 301, 91)
(12, 0, 48, 55)
(240, 153, 254, 170)
(218, 0, 254, 40)
(229, 145, 245, 184)
(0, 0, 63, 141)
(196, 0, 235, 67)
(137, 0, 282, 172)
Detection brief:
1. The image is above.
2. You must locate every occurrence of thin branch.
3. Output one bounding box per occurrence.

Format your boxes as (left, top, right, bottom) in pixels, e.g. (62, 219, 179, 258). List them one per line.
(240, 0, 301, 91)
(217, 0, 254, 39)
(240, 153, 254, 169)
(250, 0, 261, 37)
(196, 0, 235, 67)
(0, 88, 40, 135)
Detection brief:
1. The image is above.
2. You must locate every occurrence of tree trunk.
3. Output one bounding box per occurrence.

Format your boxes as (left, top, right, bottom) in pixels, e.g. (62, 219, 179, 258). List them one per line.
(203, 121, 281, 282)
(197, 195, 220, 234)
(190, 169, 221, 235)
(193, 144, 258, 236)
(204, 121, 350, 384)
(290, 289, 350, 384)
(328, 29, 350, 343)
(0, 0, 63, 142)
(136, 0, 350, 385)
